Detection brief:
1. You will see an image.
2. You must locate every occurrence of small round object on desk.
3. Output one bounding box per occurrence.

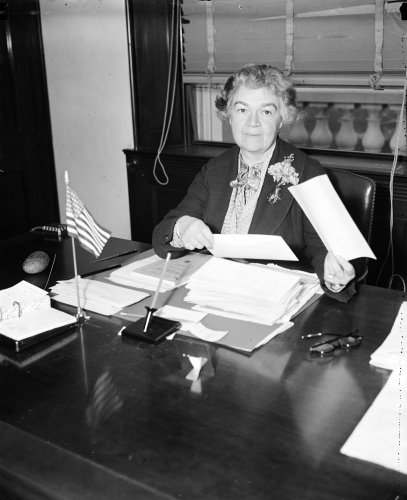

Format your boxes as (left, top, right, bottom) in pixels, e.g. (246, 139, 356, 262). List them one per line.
(22, 251, 50, 274)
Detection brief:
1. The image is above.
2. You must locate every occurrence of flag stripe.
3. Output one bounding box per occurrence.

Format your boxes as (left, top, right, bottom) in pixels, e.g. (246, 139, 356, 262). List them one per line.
(82, 208, 110, 246)
(66, 184, 110, 258)
(73, 213, 105, 252)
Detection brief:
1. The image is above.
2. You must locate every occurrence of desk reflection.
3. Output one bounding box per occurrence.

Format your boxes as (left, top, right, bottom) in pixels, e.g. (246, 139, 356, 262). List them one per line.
(86, 369, 124, 453)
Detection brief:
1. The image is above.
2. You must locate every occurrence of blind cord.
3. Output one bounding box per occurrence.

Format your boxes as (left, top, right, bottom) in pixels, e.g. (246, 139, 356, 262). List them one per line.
(153, 0, 180, 186)
(375, 68, 407, 291)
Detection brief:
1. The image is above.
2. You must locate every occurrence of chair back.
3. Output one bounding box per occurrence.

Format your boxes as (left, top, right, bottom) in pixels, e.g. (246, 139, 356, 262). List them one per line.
(326, 168, 376, 281)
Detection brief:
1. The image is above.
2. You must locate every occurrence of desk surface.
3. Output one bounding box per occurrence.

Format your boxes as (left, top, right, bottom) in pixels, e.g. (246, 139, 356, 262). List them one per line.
(0, 236, 406, 499)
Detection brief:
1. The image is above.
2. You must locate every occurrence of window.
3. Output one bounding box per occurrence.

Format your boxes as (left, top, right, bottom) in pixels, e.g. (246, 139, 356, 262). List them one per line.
(181, 0, 407, 156)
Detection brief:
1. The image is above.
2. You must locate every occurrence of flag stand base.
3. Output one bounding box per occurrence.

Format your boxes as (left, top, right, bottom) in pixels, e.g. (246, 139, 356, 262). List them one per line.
(121, 307, 181, 344)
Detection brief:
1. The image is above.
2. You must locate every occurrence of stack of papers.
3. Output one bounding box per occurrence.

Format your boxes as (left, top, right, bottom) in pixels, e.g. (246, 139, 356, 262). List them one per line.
(341, 369, 407, 474)
(184, 257, 304, 325)
(370, 301, 407, 370)
(341, 302, 407, 473)
(265, 264, 322, 320)
(109, 253, 210, 292)
(50, 278, 149, 316)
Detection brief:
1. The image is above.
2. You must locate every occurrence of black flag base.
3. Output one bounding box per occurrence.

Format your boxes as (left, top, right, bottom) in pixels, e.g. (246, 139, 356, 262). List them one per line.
(122, 307, 181, 344)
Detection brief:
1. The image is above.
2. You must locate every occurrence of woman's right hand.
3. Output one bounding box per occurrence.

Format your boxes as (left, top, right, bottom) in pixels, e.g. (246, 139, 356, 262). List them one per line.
(177, 216, 214, 251)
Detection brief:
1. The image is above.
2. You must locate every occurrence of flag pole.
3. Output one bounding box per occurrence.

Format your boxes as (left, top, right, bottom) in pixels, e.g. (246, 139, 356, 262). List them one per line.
(71, 236, 86, 321)
(65, 171, 88, 323)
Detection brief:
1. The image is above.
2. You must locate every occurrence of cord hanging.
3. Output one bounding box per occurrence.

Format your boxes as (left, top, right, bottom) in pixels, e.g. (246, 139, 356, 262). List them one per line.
(153, 0, 180, 186)
(375, 68, 407, 289)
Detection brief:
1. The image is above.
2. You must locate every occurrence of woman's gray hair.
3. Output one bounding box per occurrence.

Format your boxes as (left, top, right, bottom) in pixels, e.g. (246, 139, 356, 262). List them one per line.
(215, 64, 299, 125)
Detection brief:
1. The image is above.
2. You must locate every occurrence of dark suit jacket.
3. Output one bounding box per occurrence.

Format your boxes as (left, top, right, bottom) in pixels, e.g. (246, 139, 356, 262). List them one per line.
(152, 138, 358, 302)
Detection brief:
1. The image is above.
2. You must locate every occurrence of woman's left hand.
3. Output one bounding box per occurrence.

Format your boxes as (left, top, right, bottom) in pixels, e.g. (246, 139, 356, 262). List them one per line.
(323, 252, 355, 293)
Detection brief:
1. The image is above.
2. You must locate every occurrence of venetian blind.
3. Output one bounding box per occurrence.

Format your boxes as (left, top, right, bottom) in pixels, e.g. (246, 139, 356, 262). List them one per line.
(182, 0, 406, 79)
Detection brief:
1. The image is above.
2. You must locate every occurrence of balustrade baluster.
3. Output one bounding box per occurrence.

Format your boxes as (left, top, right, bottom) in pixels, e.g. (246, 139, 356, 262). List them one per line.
(335, 104, 358, 151)
(389, 104, 407, 154)
(309, 104, 333, 149)
(361, 104, 385, 153)
(287, 106, 309, 147)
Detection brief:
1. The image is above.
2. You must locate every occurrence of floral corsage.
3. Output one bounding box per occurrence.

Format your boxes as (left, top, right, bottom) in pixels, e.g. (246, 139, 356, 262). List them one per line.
(267, 153, 298, 203)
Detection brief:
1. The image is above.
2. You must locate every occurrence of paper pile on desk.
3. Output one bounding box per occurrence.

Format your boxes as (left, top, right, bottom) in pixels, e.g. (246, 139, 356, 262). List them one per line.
(184, 257, 315, 325)
(50, 278, 149, 316)
(370, 301, 407, 370)
(109, 253, 210, 292)
(341, 369, 407, 474)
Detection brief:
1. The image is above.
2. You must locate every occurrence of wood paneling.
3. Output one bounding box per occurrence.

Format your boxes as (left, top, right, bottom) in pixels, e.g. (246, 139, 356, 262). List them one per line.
(126, 0, 184, 149)
(0, 0, 59, 239)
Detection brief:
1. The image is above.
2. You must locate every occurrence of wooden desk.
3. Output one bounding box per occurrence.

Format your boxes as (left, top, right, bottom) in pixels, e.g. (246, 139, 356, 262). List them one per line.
(0, 237, 405, 499)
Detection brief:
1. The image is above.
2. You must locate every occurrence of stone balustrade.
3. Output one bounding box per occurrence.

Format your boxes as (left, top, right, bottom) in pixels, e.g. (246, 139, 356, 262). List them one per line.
(189, 84, 406, 155)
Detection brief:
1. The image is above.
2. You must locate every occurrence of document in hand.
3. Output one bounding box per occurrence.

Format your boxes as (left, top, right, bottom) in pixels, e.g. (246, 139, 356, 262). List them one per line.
(208, 234, 298, 260)
(289, 174, 376, 261)
(50, 278, 149, 316)
(184, 257, 303, 325)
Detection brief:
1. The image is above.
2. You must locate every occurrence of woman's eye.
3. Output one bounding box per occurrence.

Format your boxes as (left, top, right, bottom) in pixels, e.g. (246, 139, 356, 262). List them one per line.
(236, 107, 246, 113)
(263, 109, 273, 116)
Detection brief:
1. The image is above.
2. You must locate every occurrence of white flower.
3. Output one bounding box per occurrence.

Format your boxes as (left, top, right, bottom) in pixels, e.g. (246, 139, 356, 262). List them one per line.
(267, 154, 298, 203)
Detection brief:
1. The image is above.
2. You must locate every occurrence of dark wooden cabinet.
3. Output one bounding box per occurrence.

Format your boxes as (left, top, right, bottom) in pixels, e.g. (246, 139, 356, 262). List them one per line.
(124, 0, 407, 289)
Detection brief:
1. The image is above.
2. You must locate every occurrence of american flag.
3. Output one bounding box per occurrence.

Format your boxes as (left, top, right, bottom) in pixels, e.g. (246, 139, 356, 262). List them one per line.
(66, 184, 110, 258)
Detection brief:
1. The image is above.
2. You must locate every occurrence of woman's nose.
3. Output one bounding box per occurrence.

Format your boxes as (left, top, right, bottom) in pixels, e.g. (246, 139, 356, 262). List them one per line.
(246, 111, 260, 126)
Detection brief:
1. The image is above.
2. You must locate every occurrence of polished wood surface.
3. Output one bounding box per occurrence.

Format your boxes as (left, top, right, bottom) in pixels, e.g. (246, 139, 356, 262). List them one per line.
(0, 236, 406, 499)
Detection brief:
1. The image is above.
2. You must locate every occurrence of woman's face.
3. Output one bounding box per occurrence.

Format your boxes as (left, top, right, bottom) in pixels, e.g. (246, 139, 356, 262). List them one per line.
(229, 85, 283, 161)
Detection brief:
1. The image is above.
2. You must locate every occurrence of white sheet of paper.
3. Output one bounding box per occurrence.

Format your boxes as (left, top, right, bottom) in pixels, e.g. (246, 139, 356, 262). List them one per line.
(370, 302, 407, 370)
(185, 322, 229, 342)
(154, 305, 207, 323)
(340, 369, 407, 474)
(289, 174, 376, 260)
(209, 234, 298, 261)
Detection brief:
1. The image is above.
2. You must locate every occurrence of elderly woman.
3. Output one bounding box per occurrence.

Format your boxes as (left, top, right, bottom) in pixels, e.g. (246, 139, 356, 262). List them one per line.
(152, 64, 359, 301)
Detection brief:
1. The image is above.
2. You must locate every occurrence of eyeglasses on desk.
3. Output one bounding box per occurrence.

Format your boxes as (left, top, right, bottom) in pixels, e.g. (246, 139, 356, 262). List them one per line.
(302, 330, 363, 357)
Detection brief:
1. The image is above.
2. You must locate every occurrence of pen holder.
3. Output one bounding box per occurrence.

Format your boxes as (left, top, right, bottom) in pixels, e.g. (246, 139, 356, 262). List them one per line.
(121, 307, 181, 344)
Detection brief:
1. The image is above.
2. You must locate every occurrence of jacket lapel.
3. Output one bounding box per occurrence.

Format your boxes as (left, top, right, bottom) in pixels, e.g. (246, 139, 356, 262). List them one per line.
(249, 138, 303, 234)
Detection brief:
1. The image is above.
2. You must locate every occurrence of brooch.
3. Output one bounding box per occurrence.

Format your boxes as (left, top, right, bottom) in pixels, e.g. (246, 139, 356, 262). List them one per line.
(267, 154, 299, 203)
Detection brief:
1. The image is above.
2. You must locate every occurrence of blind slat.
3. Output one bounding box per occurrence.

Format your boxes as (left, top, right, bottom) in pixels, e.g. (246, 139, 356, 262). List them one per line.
(182, 0, 406, 76)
